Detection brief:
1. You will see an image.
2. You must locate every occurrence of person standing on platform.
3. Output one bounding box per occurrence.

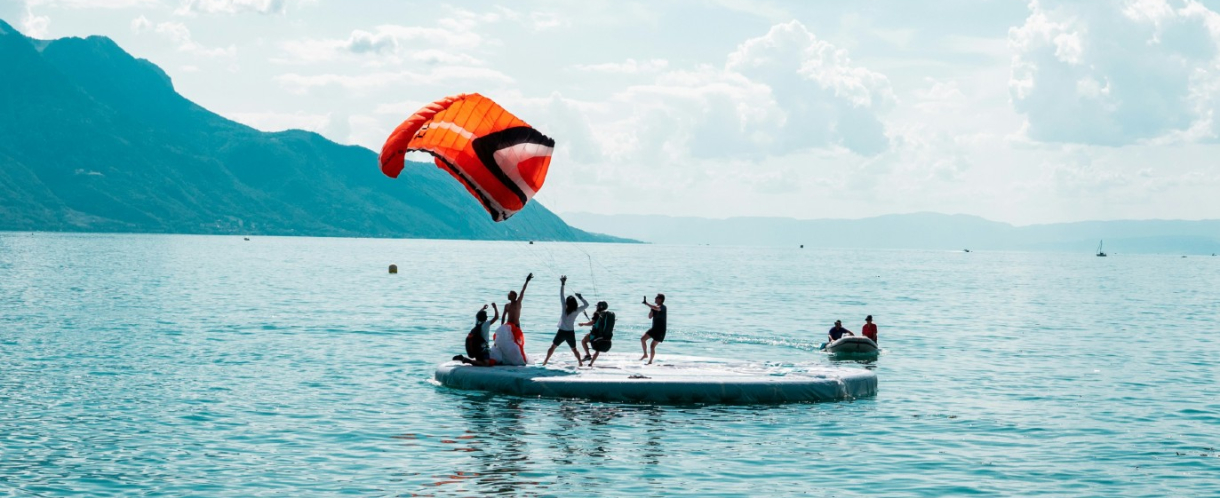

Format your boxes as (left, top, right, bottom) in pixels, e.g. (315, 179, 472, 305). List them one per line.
(639, 293, 667, 365)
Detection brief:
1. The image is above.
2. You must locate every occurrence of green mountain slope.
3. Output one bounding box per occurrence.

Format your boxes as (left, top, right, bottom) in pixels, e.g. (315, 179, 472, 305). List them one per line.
(0, 20, 616, 242)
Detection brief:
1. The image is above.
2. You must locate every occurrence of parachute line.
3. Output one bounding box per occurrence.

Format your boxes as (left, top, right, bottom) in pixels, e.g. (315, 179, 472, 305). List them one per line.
(419, 149, 507, 221)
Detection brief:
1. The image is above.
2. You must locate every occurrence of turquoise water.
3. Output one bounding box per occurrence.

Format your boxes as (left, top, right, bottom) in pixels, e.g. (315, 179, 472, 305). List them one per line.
(1, 233, 1217, 496)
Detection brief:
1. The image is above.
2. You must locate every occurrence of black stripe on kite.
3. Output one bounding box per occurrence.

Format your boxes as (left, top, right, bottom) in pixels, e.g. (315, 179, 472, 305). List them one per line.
(471, 126, 556, 207)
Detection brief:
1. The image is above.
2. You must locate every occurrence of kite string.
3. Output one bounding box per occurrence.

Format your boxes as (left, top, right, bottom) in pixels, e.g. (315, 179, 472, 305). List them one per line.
(530, 191, 610, 302)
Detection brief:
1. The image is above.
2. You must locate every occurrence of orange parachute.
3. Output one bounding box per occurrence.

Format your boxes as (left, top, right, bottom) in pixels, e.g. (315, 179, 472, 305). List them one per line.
(379, 94, 555, 222)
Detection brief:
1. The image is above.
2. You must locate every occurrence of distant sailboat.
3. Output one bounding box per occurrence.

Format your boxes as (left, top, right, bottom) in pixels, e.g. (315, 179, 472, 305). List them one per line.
(1096, 240, 1107, 257)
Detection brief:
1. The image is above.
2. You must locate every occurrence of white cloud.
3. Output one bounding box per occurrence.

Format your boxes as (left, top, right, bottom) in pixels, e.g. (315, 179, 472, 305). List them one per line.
(150, 21, 236, 57)
(574, 59, 669, 74)
(476, 19, 896, 204)
(409, 49, 482, 66)
(345, 29, 396, 54)
(176, 0, 288, 16)
(529, 12, 564, 30)
(275, 23, 488, 65)
(26, 0, 157, 8)
(275, 66, 513, 94)
(721, 20, 894, 155)
(130, 15, 151, 34)
(1008, 0, 1220, 145)
(21, 8, 50, 38)
(482, 19, 896, 192)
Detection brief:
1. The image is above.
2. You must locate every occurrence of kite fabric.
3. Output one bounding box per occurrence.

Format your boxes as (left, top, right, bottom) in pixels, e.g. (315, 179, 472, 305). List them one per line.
(379, 93, 556, 222)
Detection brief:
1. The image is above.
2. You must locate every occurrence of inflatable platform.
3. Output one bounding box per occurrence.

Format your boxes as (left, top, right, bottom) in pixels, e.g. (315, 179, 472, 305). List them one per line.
(434, 353, 876, 404)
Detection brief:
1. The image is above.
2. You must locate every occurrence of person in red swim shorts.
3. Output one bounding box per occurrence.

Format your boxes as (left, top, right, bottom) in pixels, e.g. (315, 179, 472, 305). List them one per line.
(489, 273, 532, 366)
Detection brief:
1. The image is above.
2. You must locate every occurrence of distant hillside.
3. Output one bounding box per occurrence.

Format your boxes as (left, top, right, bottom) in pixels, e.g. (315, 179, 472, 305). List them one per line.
(562, 212, 1220, 254)
(0, 19, 619, 242)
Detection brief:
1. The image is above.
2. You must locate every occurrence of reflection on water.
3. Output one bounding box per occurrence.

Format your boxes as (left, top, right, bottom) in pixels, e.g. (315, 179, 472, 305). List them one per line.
(3, 234, 1219, 496)
(435, 394, 671, 495)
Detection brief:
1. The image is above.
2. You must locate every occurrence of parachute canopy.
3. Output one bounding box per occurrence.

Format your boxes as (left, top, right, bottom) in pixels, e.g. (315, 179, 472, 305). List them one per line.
(379, 93, 555, 222)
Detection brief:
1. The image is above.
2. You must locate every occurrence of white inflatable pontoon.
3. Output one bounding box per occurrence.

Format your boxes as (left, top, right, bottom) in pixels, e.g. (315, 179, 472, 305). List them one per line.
(434, 353, 876, 404)
(824, 337, 879, 355)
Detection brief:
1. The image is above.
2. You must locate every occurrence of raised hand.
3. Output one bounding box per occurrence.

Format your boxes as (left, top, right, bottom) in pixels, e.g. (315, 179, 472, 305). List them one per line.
(526, 273, 534, 281)
(560, 275, 567, 284)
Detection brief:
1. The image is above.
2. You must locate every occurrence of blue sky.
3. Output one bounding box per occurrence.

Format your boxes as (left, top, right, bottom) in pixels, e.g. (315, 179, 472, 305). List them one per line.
(5, 0, 1220, 224)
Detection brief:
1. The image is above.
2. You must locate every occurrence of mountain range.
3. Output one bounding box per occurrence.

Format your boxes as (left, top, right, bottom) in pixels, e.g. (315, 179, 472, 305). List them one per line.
(0, 19, 617, 242)
(562, 212, 1220, 254)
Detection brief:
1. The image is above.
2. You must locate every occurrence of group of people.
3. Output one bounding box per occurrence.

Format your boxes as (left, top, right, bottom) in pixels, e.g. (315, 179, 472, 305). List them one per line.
(454, 274, 669, 368)
(825, 315, 879, 344)
(452, 273, 879, 367)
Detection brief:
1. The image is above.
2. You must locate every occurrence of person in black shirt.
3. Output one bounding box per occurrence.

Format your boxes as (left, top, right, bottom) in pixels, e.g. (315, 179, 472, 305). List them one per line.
(639, 293, 667, 365)
(582, 301, 615, 367)
(827, 320, 854, 344)
(454, 304, 498, 366)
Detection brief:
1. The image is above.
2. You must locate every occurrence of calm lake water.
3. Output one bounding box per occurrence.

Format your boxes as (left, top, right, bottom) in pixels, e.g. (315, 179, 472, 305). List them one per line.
(1, 233, 1217, 496)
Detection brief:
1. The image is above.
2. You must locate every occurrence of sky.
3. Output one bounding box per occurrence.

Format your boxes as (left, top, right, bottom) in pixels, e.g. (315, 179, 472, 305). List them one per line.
(4, 0, 1220, 225)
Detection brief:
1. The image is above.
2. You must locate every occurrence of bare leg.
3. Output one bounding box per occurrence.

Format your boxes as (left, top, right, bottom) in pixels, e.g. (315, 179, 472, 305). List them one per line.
(581, 335, 592, 359)
(543, 344, 558, 366)
(589, 351, 600, 366)
(640, 333, 651, 360)
(648, 340, 658, 365)
(570, 347, 583, 367)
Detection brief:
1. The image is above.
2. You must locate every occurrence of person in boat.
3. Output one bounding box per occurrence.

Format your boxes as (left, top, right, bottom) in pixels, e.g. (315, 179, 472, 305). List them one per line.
(639, 293, 667, 365)
(543, 276, 588, 366)
(582, 301, 615, 366)
(861, 315, 878, 344)
(827, 320, 854, 344)
(489, 273, 532, 366)
(454, 303, 498, 366)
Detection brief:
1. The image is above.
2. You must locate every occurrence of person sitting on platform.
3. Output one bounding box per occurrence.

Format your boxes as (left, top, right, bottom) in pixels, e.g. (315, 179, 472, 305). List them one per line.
(454, 304, 498, 366)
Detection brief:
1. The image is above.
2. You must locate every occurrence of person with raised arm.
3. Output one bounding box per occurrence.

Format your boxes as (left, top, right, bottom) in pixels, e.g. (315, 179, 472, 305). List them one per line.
(639, 293, 667, 365)
(489, 273, 532, 366)
(542, 275, 588, 366)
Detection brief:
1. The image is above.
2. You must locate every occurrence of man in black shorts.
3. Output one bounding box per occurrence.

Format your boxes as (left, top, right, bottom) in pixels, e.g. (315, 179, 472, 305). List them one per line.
(639, 293, 666, 365)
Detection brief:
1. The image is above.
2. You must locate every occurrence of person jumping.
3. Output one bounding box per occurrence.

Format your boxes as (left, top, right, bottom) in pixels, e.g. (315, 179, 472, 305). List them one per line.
(543, 275, 587, 366)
